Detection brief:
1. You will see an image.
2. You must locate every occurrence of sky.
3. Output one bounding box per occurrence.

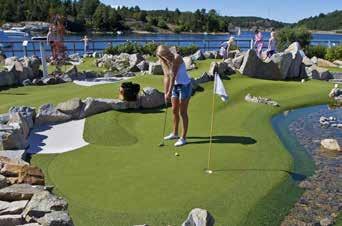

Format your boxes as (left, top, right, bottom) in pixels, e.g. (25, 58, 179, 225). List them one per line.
(101, 0, 341, 23)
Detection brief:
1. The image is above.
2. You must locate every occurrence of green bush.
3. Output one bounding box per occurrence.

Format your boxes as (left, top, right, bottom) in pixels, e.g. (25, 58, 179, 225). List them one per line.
(177, 45, 199, 56)
(325, 45, 342, 61)
(104, 42, 198, 56)
(157, 20, 168, 29)
(142, 42, 159, 55)
(276, 27, 312, 51)
(143, 24, 155, 32)
(305, 45, 327, 59)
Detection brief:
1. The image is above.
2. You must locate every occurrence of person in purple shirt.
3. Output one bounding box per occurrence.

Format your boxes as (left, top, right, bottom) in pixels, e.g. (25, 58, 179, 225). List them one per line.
(254, 29, 263, 58)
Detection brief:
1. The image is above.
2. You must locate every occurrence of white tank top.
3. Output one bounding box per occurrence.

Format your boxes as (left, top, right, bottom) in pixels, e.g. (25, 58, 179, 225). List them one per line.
(175, 63, 191, 85)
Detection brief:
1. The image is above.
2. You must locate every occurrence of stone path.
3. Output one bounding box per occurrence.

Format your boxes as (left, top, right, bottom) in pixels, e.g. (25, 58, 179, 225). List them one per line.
(27, 119, 89, 154)
(281, 107, 342, 226)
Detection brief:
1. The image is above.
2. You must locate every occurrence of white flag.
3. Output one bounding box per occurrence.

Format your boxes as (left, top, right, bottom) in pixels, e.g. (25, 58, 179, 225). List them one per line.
(214, 73, 228, 102)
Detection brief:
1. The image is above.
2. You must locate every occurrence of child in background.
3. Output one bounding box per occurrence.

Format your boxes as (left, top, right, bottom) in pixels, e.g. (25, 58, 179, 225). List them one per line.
(266, 29, 276, 58)
(254, 29, 263, 58)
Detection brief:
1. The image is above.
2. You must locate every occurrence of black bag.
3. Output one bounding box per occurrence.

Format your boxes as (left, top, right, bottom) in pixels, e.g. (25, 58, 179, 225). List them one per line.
(120, 82, 140, 101)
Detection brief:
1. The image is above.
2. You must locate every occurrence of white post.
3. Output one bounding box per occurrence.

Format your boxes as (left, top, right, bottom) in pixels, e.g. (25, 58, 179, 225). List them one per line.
(328, 40, 331, 48)
(39, 41, 48, 78)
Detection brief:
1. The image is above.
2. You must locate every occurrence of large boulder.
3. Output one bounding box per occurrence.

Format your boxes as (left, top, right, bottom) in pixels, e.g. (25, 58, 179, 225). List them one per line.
(209, 62, 235, 76)
(9, 106, 36, 129)
(23, 191, 68, 219)
(182, 208, 215, 226)
(0, 164, 44, 185)
(204, 50, 221, 59)
(240, 50, 282, 80)
(191, 50, 205, 61)
(183, 57, 197, 71)
(136, 60, 149, 71)
(302, 56, 314, 66)
(333, 60, 342, 67)
(0, 184, 44, 201)
(36, 211, 74, 226)
(129, 53, 144, 67)
(194, 72, 213, 84)
(0, 124, 27, 150)
(0, 175, 7, 189)
(35, 104, 72, 125)
(307, 65, 333, 81)
(240, 43, 306, 80)
(7, 112, 30, 139)
(0, 214, 24, 226)
(139, 87, 164, 109)
(148, 62, 163, 75)
(317, 58, 337, 68)
(0, 200, 28, 215)
(0, 114, 9, 124)
(56, 98, 84, 119)
(232, 55, 244, 69)
(80, 98, 127, 118)
(0, 71, 17, 87)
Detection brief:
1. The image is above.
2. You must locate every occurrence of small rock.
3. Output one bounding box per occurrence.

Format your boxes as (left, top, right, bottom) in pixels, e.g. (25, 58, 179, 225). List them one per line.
(182, 208, 215, 226)
(0, 184, 44, 201)
(36, 211, 74, 226)
(320, 139, 341, 152)
(0, 214, 24, 226)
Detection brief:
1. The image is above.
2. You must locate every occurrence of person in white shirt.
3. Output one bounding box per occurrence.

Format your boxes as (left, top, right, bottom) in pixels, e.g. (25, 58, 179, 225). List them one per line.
(156, 45, 192, 147)
(266, 29, 277, 58)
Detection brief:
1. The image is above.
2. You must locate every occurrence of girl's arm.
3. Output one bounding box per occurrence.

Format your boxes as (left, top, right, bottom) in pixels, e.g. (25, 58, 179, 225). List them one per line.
(166, 55, 182, 98)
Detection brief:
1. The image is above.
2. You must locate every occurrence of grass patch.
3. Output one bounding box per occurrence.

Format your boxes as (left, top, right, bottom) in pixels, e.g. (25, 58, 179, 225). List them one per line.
(0, 59, 333, 225)
(46, 58, 105, 74)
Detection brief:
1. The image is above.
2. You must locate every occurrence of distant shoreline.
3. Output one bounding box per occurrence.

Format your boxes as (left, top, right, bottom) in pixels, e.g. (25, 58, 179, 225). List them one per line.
(68, 29, 342, 36)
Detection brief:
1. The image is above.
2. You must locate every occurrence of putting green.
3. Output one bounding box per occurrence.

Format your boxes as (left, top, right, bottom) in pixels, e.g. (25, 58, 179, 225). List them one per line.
(1, 60, 332, 225)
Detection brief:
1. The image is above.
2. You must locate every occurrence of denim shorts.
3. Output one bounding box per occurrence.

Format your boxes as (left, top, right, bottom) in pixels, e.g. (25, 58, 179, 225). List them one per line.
(172, 83, 192, 100)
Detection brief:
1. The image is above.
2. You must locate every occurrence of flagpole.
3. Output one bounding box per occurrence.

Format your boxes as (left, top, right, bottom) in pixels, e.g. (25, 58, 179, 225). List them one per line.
(207, 74, 216, 174)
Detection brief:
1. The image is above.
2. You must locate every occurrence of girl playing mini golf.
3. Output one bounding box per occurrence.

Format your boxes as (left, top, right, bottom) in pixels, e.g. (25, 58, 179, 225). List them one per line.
(156, 45, 192, 147)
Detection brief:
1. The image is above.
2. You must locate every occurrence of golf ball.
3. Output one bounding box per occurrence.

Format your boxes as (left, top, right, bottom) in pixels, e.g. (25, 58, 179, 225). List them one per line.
(175, 152, 179, 156)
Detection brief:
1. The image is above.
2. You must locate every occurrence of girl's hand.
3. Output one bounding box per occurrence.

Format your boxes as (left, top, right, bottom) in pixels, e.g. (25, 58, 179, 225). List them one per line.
(165, 92, 171, 102)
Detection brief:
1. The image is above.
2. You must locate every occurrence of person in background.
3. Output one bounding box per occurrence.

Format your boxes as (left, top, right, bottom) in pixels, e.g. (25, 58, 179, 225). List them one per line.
(156, 45, 192, 147)
(47, 26, 56, 58)
(254, 29, 263, 58)
(219, 36, 235, 59)
(266, 29, 276, 58)
(82, 35, 90, 54)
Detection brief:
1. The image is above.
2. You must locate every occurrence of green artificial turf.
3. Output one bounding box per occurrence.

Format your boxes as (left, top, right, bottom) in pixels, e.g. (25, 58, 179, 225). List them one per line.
(1, 59, 335, 226)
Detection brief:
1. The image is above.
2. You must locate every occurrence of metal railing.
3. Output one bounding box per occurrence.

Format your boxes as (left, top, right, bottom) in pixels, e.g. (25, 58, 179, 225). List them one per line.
(1, 38, 341, 57)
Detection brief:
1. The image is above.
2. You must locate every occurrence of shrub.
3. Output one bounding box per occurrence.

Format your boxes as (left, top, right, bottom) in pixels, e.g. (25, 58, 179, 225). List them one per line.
(142, 42, 159, 55)
(104, 42, 198, 56)
(143, 24, 155, 32)
(325, 45, 342, 61)
(276, 27, 312, 51)
(305, 45, 327, 59)
(157, 20, 168, 29)
(177, 45, 199, 56)
(104, 42, 143, 55)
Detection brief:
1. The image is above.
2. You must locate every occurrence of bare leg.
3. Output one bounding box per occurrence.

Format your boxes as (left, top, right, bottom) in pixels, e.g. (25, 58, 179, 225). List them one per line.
(179, 98, 190, 139)
(171, 97, 180, 135)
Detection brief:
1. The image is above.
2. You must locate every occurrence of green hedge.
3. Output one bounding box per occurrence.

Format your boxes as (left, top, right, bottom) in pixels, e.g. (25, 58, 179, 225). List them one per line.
(276, 27, 312, 51)
(104, 42, 198, 56)
(305, 45, 328, 59)
(325, 45, 342, 61)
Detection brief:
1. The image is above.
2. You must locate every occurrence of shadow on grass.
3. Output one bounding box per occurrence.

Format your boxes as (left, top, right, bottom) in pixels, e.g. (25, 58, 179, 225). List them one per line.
(187, 135, 257, 145)
(211, 168, 306, 182)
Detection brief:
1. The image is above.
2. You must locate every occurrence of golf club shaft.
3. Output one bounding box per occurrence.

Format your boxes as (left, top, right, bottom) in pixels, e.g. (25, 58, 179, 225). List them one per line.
(161, 102, 168, 144)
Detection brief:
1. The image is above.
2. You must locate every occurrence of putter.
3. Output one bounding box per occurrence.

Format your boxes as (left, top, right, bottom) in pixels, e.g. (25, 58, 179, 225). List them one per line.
(159, 102, 168, 147)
